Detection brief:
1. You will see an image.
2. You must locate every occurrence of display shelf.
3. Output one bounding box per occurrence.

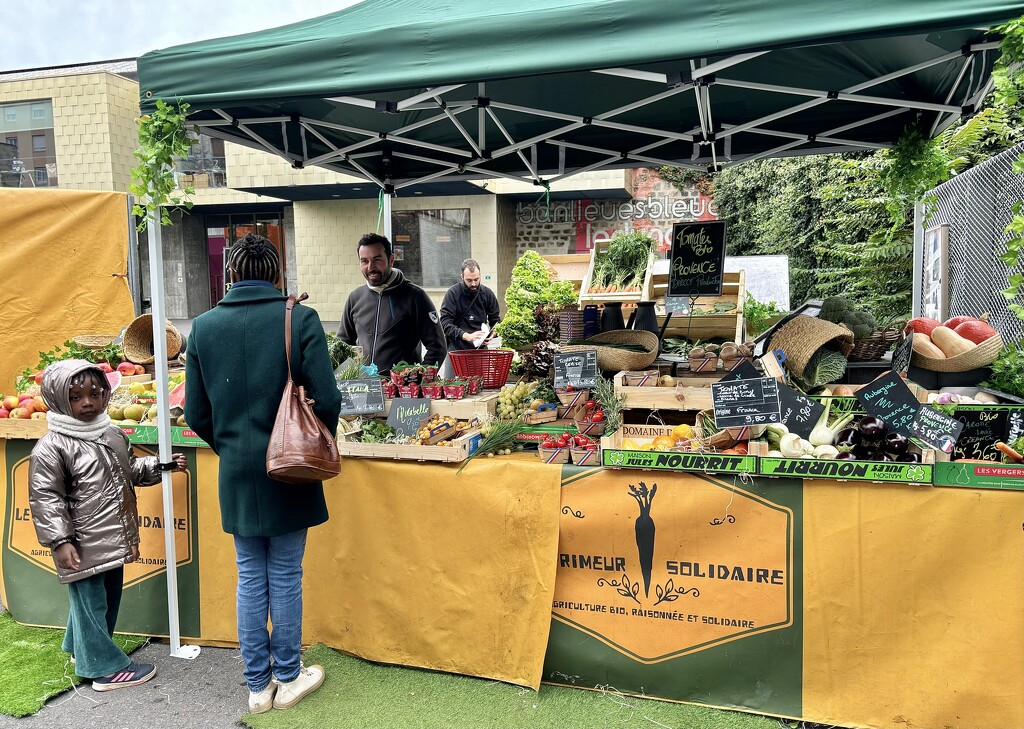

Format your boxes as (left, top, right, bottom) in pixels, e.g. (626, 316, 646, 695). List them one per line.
(649, 267, 746, 343)
(337, 429, 483, 462)
(578, 239, 654, 307)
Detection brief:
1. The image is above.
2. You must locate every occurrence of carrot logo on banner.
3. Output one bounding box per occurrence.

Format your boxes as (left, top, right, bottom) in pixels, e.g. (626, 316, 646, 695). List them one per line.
(553, 471, 793, 664)
(7, 447, 193, 587)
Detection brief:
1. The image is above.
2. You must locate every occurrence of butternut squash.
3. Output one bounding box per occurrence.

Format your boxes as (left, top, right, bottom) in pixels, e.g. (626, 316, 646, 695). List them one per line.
(912, 333, 946, 359)
(930, 326, 976, 357)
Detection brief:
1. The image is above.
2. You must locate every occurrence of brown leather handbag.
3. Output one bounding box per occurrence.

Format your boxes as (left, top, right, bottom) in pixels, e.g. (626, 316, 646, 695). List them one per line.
(266, 293, 341, 484)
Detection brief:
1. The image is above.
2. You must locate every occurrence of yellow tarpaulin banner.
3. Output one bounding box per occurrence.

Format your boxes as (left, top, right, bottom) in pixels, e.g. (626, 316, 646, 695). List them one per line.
(0, 189, 135, 391)
(197, 454, 563, 689)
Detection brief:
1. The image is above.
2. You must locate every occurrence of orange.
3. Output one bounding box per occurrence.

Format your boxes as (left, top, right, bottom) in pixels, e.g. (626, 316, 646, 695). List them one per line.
(652, 435, 677, 449)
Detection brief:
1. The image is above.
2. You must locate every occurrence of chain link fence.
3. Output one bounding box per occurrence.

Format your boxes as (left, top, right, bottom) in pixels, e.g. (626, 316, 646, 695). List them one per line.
(922, 141, 1024, 342)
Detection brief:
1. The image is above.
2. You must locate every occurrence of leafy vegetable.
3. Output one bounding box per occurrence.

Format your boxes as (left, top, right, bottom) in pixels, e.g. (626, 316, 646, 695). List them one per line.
(981, 343, 1024, 398)
(456, 419, 527, 474)
(743, 294, 786, 336)
(359, 420, 396, 443)
(493, 307, 537, 350)
(18, 340, 124, 391)
(325, 332, 356, 370)
(592, 372, 626, 434)
(588, 231, 656, 292)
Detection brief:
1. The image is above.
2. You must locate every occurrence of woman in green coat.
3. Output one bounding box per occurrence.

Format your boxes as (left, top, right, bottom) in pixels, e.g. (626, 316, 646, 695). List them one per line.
(184, 234, 341, 714)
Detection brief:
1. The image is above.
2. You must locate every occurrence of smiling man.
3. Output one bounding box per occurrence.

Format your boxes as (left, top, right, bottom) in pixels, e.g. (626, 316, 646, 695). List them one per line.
(439, 258, 502, 351)
(337, 232, 446, 375)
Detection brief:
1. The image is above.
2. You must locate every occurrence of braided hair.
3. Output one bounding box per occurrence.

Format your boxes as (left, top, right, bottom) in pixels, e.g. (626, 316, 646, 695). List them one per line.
(227, 233, 280, 284)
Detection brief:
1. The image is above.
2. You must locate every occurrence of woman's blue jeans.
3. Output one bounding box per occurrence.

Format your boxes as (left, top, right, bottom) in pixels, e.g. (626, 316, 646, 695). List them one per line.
(233, 529, 307, 692)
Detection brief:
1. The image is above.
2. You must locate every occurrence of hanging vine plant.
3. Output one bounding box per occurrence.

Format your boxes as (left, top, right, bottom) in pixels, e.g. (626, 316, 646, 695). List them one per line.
(993, 17, 1024, 319)
(128, 99, 195, 231)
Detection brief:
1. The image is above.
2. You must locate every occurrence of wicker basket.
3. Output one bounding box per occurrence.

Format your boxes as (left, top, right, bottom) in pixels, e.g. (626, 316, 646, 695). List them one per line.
(122, 315, 183, 365)
(848, 327, 902, 362)
(767, 316, 854, 377)
(561, 329, 659, 372)
(448, 349, 514, 389)
(72, 334, 118, 350)
(910, 333, 1003, 372)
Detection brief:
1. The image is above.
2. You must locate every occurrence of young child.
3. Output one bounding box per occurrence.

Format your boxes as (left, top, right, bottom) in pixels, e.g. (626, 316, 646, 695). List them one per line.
(28, 360, 187, 691)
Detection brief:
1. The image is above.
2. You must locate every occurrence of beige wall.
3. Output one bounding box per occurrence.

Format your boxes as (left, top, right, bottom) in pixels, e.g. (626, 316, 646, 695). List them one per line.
(293, 194, 503, 322)
(0, 71, 140, 191)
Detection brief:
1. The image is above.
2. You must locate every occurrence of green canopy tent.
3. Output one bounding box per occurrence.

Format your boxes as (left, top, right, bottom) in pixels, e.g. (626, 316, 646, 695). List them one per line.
(138, 0, 1024, 191)
(133, 0, 1024, 666)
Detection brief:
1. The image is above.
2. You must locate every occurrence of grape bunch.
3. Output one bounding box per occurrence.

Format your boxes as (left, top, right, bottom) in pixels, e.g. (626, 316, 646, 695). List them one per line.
(496, 381, 539, 420)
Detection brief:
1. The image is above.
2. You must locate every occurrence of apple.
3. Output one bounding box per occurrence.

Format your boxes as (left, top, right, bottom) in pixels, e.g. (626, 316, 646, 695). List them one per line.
(33, 396, 48, 412)
(134, 364, 146, 375)
(117, 362, 136, 375)
(19, 400, 36, 415)
(0, 408, 8, 418)
(34, 371, 44, 384)
(97, 362, 114, 374)
(2, 395, 19, 410)
(30, 412, 47, 420)
(18, 395, 35, 406)
(9, 407, 30, 419)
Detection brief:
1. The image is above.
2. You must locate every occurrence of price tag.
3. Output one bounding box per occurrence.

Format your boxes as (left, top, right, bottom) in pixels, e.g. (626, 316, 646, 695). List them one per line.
(854, 371, 921, 437)
(777, 384, 826, 440)
(554, 350, 598, 389)
(711, 377, 781, 428)
(952, 406, 1011, 462)
(386, 397, 431, 438)
(911, 405, 965, 453)
(336, 378, 385, 416)
(891, 332, 913, 376)
(664, 296, 691, 314)
(668, 221, 727, 296)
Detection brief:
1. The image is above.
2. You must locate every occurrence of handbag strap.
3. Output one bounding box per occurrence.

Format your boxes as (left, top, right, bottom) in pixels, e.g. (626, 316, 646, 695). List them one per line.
(284, 292, 310, 384)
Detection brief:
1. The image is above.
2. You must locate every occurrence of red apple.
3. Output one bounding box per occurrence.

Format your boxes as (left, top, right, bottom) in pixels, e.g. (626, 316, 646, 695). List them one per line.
(34, 371, 44, 384)
(134, 364, 146, 375)
(0, 408, 9, 418)
(2, 395, 19, 410)
(30, 412, 47, 420)
(117, 362, 136, 375)
(33, 396, 48, 412)
(9, 407, 30, 419)
(19, 400, 36, 415)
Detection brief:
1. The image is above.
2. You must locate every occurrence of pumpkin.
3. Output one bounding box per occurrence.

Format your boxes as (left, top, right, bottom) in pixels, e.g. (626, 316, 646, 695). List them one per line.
(953, 319, 997, 344)
(912, 333, 946, 359)
(930, 326, 976, 357)
(943, 314, 978, 329)
(905, 317, 942, 336)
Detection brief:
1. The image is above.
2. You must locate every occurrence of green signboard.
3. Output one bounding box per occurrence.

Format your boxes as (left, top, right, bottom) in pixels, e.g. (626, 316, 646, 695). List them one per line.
(759, 457, 931, 484)
(602, 449, 756, 474)
(933, 461, 1024, 491)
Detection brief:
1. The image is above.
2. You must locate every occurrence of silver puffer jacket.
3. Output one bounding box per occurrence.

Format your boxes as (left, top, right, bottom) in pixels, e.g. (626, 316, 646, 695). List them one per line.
(29, 360, 162, 584)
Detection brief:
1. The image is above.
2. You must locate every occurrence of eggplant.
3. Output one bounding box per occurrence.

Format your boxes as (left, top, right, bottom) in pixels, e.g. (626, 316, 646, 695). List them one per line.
(883, 431, 909, 456)
(834, 451, 859, 461)
(852, 443, 876, 460)
(857, 416, 887, 444)
(896, 452, 921, 463)
(870, 451, 893, 462)
(834, 428, 861, 450)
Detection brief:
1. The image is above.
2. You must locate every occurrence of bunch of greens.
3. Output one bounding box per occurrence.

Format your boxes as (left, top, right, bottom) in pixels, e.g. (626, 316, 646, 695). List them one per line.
(494, 251, 577, 348)
(493, 307, 537, 349)
(981, 343, 1024, 398)
(359, 420, 396, 443)
(743, 293, 786, 336)
(325, 332, 356, 371)
(588, 231, 656, 293)
(456, 419, 528, 474)
(18, 340, 124, 390)
(592, 372, 626, 434)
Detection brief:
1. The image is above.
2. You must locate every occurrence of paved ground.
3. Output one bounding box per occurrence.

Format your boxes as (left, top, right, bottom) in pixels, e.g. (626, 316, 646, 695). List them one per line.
(0, 636, 252, 729)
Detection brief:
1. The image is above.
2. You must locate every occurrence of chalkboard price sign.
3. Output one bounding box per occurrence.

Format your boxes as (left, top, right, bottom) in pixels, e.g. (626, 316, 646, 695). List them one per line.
(668, 221, 727, 297)
(336, 378, 385, 416)
(855, 371, 920, 437)
(386, 397, 431, 438)
(891, 332, 913, 376)
(777, 384, 826, 440)
(911, 405, 965, 453)
(554, 349, 598, 389)
(952, 407, 1009, 461)
(717, 359, 761, 383)
(711, 377, 781, 428)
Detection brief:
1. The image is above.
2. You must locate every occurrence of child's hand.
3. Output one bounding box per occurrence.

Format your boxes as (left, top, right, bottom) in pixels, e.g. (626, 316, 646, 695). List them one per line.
(54, 542, 81, 570)
(171, 453, 187, 472)
(127, 544, 140, 563)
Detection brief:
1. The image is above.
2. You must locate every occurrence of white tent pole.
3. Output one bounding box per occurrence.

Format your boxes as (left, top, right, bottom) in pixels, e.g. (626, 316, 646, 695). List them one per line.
(146, 200, 200, 661)
(383, 190, 393, 240)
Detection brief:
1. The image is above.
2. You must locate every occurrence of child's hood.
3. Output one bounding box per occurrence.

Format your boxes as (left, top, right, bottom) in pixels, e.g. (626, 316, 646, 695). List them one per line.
(41, 359, 110, 415)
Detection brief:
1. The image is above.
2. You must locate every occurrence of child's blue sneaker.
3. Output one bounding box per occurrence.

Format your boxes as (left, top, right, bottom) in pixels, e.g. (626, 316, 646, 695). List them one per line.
(91, 662, 156, 691)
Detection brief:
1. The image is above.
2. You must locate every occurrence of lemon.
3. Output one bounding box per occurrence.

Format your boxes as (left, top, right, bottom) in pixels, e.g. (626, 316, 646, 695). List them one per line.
(620, 438, 640, 450)
(671, 423, 695, 440)
(128, 383, 146, 395)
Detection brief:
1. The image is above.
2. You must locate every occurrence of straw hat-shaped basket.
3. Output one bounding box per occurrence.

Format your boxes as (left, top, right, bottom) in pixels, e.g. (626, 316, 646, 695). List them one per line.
(561, 329, 659, 372)
(767, 316, 854, 377)
(122, 314, 183, 364)
(72, 334, 118, 350)
(910, 333, 1003, 372)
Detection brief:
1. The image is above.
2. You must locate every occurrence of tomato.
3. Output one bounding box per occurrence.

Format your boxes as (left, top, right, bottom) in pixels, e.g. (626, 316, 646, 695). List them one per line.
(564, 385, 575, 392)
(584, 400, 596, 411)
(573, 435, 589, 447)
(593, 410, 605, 422)
(561, 431, 572, 440)
(584, 443, 598, 450)
(556, 437, 570, 448)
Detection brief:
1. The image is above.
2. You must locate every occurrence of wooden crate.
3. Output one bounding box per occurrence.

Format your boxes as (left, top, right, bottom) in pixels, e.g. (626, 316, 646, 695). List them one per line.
(613, 371, 715, 412)
(336, 429, 483, 462)
(542, 253, 590, 297)
(578, 239, 654, 307)
(0, 419, 48, 440)
(600, 424, 758, 474)
(381, 391, 498, 420)
(648, 266, 746, 343)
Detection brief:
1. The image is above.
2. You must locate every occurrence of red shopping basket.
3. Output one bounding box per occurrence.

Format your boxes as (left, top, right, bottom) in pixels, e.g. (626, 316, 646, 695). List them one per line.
(448, 349, 514, 389)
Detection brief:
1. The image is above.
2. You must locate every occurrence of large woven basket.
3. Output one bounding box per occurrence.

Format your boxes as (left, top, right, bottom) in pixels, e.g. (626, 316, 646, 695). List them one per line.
(767, 316, 854, 377)
(72, 334, 118, 350)
(122, 315, 183, 364)
(561, 329, 659, 372)
(848, 327, 902, 362)
(910, 333, 1003, 372)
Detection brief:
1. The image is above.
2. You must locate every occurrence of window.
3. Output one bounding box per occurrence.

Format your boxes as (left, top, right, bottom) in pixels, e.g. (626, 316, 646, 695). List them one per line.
(34, 167, 47, 185)
(31, 104, 45, 120)
(32, 135, 45, 153)
(391, 209, 472, 288)
(4, 137, 15, 149)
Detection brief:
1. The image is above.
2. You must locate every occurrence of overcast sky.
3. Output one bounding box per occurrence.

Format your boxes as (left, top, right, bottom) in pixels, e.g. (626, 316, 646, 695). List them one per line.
(3, 0, 361, 71)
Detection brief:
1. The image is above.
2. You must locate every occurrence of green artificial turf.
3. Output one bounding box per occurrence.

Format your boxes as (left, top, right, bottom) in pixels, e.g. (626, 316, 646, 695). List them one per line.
(243, 643, 782, 729)
(0, 610, 148, 717)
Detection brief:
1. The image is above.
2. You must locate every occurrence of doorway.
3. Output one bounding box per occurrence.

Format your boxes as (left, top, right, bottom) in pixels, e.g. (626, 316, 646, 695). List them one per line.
(206, 212, 286, 306)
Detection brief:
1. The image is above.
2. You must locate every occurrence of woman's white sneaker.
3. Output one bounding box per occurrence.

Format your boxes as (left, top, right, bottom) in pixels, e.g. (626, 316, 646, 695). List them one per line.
(248, 682, 277, 714)
(273, 664, 325, 709)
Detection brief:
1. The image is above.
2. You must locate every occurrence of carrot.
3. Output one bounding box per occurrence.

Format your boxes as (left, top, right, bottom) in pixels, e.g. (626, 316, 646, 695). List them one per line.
(629, 482, 657, 598)
(995, 441, 1024, 463)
